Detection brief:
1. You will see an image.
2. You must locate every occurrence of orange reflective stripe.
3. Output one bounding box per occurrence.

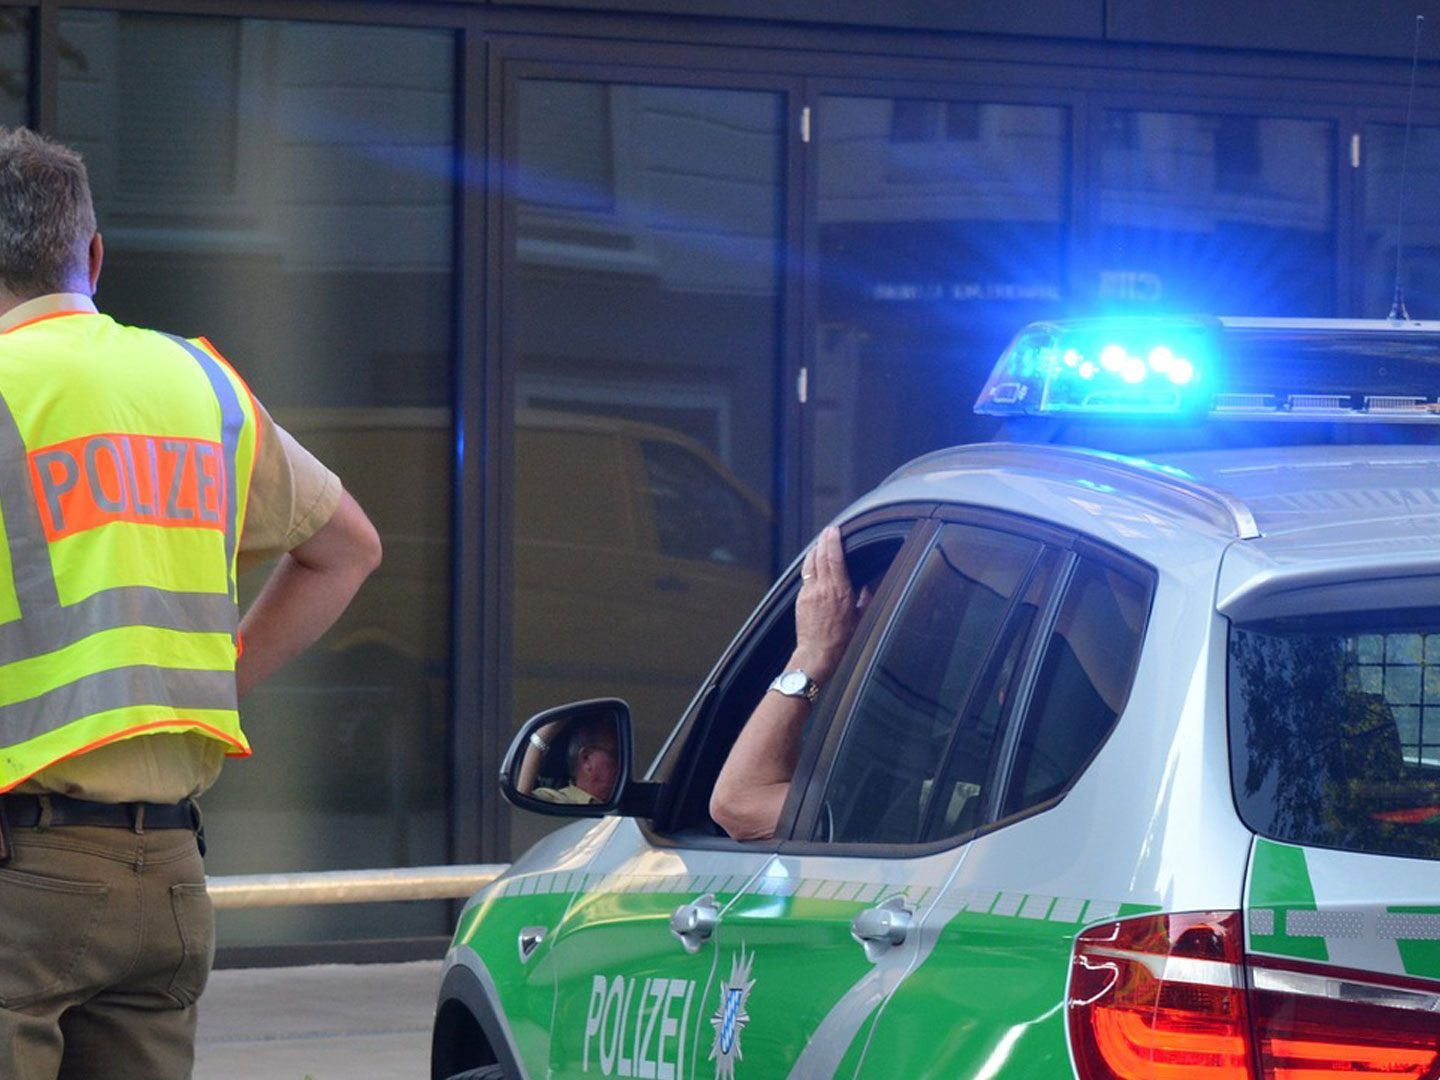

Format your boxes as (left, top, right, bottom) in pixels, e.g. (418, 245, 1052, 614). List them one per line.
(0, 718, 251, 794)
(0, 310, 91, 335)
(28, 432, 227, 541)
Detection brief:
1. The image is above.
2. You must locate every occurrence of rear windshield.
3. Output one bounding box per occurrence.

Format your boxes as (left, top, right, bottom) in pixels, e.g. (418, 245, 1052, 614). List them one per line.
(1229, 612, 1440, 860)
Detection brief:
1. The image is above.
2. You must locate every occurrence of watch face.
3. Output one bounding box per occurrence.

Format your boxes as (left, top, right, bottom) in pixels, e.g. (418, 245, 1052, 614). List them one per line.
(778, 671, 807, 695)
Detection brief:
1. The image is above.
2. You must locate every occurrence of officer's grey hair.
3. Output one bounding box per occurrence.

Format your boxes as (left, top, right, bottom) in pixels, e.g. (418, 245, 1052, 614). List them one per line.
(0, 128, 96, 299)
(566, 716, 616, 776)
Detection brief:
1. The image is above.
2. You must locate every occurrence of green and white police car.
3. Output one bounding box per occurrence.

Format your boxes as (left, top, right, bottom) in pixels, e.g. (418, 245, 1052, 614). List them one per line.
(433, 316, 1440, 1080)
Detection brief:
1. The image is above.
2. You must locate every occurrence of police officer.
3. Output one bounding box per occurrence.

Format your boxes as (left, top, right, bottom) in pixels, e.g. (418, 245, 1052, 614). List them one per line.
(0, 127, 382, 1078)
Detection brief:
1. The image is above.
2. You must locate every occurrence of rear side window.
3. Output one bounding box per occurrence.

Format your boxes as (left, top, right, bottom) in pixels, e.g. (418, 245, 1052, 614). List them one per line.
(1001, 555, 1152, 817)
(1230, 613, 1440, 860)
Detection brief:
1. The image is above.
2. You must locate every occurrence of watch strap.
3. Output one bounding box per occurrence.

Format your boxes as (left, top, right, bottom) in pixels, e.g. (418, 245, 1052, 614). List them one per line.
(769, 669, 821, 703)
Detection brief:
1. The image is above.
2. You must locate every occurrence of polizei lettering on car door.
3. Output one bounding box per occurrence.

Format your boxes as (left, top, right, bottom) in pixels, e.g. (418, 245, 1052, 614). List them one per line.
(583, 974, 696, 1079)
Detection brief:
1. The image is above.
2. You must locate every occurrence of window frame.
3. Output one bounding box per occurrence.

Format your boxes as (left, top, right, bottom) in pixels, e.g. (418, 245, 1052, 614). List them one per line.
(1226, 598, 1440, 863)
(783, 506, 1069, 857)
(638, 504, 935, 850)
(779, 507, 1156, 859)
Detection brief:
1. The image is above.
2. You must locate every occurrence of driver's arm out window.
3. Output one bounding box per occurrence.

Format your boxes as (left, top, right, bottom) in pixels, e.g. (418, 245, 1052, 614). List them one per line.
(648, 527, 910, 838)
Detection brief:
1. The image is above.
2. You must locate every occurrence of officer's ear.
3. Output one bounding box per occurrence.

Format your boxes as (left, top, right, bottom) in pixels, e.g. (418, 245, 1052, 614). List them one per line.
(87, 232, 103, 294)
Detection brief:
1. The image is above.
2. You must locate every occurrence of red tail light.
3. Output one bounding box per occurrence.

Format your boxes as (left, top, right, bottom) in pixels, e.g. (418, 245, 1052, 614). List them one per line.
(1070, 911, 1252, 1079)
(1249, 958, 1440, 1080)
(1070, 912, 1440, 1080)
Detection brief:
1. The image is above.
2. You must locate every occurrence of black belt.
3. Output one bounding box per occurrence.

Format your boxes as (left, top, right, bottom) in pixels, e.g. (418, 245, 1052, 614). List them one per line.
(0, 793, 199, 831)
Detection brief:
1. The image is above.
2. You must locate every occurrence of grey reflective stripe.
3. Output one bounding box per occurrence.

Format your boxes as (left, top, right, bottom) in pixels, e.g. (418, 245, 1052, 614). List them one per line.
(0, 664, 237, 749)
(0, 388, 58, 611)
(163, 334, 244, 602)
(0, 586, 236, 665)
(0, 330, 244, 757)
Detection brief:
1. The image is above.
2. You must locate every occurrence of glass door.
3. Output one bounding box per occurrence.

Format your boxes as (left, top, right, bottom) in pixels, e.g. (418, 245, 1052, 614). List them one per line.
(503, 69, 793, 856)
(1092, 101, 1340, 317)
(1356, 110, 1440, 319)
(56, 10, 459, 949)
(808, 88, 1073, 525)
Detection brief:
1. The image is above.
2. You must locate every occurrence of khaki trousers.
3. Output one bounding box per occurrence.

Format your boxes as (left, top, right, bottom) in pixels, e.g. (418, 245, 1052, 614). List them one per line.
(0, 822, 212, 1080)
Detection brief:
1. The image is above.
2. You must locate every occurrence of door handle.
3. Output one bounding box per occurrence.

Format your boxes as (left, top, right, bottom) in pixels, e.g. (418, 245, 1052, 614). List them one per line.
(670, 893, 718, 953)
(851, 895, 913, 961)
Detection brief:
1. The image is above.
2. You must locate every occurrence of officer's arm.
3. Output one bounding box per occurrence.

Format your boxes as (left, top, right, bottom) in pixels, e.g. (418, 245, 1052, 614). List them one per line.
(235, 489, 382, 698)
(709, 689, 809, 841)
(516, 719, 565, 794)
(711, 527, 856, 841)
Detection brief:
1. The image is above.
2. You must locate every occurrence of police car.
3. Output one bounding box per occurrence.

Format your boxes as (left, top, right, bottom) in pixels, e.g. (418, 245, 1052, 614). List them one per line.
(433, 316, 1440, 1080)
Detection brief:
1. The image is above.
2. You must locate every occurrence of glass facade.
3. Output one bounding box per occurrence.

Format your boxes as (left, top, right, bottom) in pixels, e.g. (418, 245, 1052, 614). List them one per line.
(55, 11, 456, 946)
(1098, 110, 1336, 316)
(1362, 122, 1440, 319)
(507, 80, 783, 854)
(0, 8, 25, 127)
(814, 97, 1069, 521)
(0, 1, 1427, 958)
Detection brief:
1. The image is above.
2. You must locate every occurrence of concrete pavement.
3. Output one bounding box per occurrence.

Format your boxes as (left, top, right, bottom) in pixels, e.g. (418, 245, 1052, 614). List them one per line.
(195, 960, 443, 1080)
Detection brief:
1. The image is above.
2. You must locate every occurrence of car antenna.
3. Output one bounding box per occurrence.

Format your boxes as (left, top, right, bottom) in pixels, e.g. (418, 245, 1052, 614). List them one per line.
(1389, 13, 1426, 323)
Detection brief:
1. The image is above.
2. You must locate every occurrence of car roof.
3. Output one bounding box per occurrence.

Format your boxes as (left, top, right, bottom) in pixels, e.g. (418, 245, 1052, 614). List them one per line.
(852, 441, 1440, 565)
(1152, 443, 1440, 540)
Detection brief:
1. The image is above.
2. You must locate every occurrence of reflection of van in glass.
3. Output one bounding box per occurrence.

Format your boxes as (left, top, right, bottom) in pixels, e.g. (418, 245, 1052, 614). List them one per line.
(223, 406, 771, 814)
(513, 409, 772, 766)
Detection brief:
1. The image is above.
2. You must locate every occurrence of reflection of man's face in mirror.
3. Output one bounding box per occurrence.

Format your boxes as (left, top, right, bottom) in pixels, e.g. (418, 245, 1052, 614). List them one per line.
(573, 719, 619, 802)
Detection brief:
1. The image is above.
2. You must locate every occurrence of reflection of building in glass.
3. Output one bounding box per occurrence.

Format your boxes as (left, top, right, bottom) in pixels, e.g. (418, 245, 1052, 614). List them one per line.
(1099, 112, 1335, 315)
(509, 84, 782, 859)
(55, 12, 457, 950)
(1364, 125, 1440, 318)
(814, 99, 1068, 520)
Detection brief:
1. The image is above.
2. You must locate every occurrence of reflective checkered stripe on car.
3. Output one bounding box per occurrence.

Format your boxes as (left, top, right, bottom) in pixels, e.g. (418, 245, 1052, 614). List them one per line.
(1247, 837, 1440, 981)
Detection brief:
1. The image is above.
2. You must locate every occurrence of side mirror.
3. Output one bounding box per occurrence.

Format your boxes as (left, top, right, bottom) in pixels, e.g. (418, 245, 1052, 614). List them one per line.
(501, 698, 634, 817)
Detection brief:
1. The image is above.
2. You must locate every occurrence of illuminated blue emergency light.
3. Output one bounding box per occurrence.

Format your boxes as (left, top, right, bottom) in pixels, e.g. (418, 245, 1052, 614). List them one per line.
(974, 316, 1440, 422)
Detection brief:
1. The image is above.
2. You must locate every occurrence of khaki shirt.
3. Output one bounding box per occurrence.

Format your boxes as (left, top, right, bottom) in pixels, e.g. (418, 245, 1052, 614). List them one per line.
(5, 294, 342, 802)
(531, 784, 599, 805)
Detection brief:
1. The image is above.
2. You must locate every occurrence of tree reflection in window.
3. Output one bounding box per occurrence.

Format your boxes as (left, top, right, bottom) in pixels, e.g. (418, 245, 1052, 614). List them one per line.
(1230, 619, 1440, 860)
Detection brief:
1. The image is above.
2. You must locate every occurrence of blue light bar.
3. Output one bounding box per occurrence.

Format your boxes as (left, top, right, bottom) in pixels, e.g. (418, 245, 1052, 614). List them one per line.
(974, 316, 1440, 422)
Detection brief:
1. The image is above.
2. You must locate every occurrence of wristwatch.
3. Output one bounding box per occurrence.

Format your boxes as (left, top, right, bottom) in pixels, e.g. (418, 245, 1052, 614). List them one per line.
(769, 669, 821, 703)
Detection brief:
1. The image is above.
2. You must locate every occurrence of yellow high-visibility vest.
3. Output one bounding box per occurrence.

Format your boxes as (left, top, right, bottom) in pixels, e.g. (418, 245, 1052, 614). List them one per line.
(0, 310, 259, 792)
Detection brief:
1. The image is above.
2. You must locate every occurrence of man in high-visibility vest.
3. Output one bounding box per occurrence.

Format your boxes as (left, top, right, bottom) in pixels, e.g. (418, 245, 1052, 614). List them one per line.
(0, 128, 382, 1078)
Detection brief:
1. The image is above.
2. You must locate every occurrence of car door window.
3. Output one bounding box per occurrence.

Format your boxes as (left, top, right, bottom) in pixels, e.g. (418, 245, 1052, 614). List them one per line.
(1000, 552, 1152, 817)
(648, 521, 915, 837)
(919, 549, 1062, 842)
(813, 524, 1046, 844)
